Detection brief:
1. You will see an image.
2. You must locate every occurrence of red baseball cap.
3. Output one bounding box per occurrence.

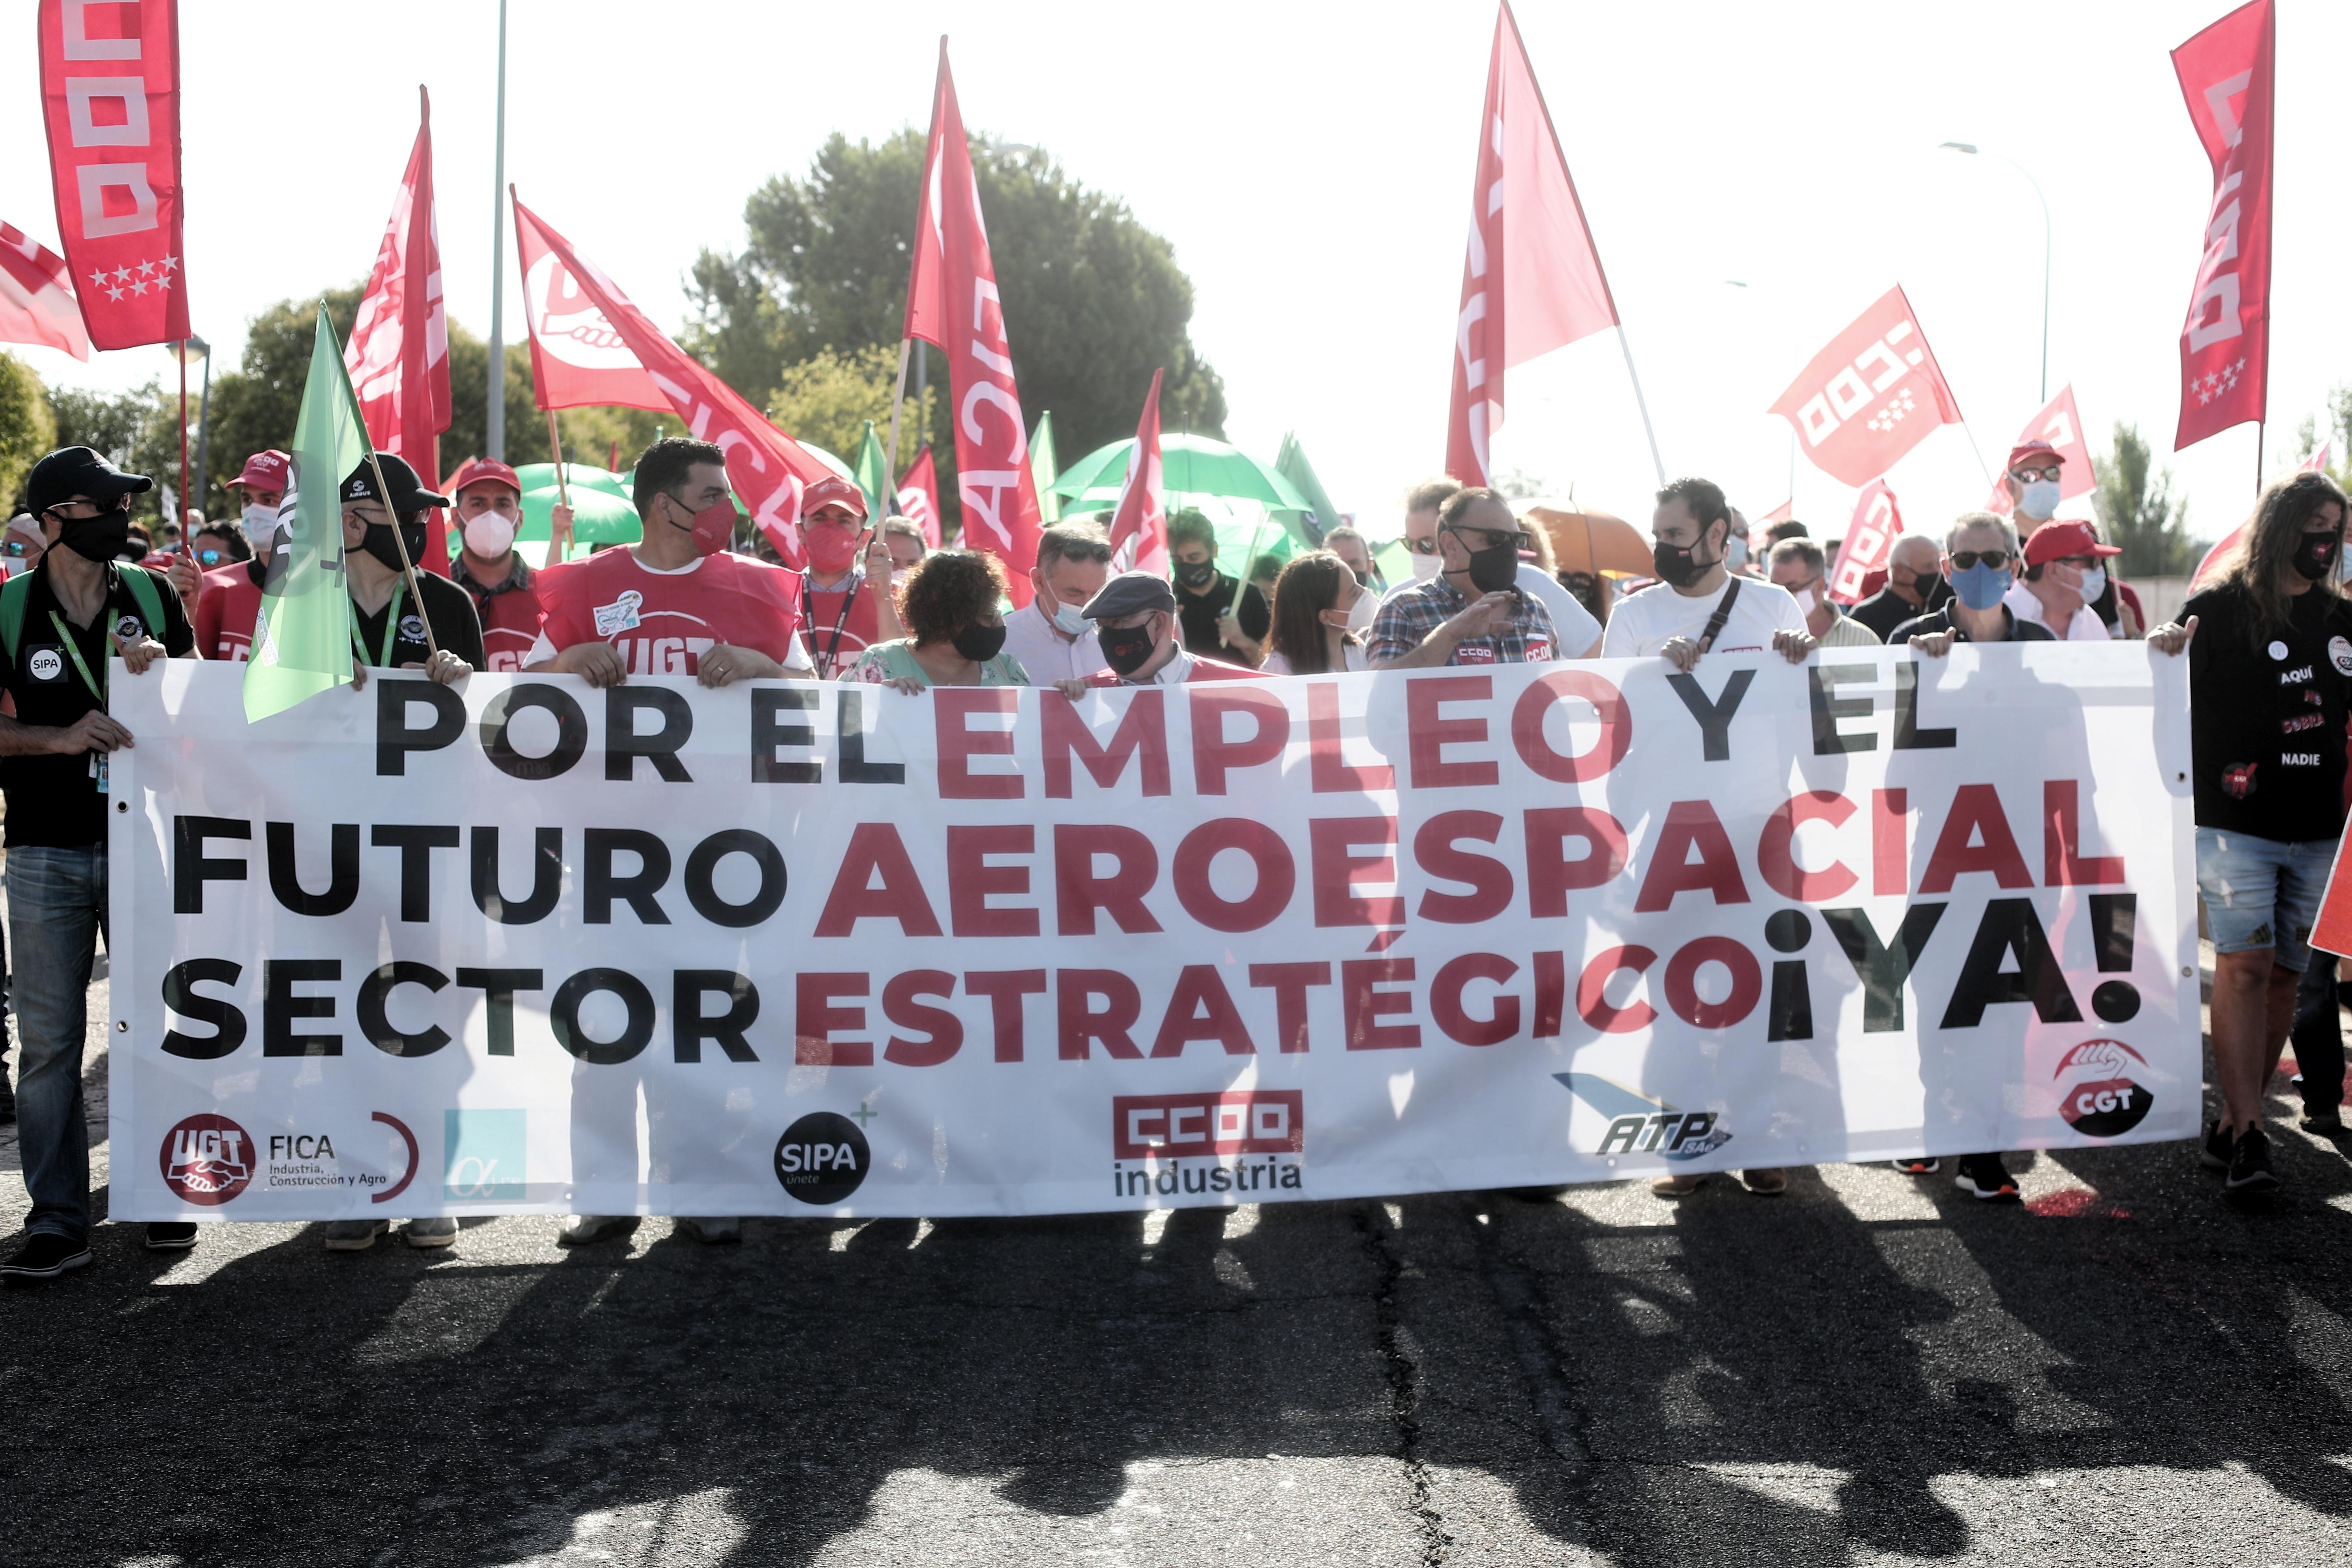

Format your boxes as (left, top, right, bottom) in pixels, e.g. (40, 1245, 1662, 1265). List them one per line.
(447, 457, 523, 498)
(2022, 519, 2120, 567)
(802, 475, 868, 521)
(2005, 439, 2064, 472)
(233, 450, 291, 493)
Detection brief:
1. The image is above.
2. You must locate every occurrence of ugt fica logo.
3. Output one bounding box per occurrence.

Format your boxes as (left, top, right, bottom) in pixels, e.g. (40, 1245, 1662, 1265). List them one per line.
(160, 1113, 254, 1205)
(2052, 1038, 2155, 1137)
(1556, 1074, 1731, 1161)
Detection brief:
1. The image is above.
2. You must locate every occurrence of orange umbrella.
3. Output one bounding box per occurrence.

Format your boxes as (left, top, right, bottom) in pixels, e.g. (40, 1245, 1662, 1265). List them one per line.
(1521, 505, 1653, 577)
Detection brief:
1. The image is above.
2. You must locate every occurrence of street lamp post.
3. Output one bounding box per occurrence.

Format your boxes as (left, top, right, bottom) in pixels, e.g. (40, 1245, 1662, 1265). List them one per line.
(1940, 141, 2050, 402)
(169, 334, 210, 523)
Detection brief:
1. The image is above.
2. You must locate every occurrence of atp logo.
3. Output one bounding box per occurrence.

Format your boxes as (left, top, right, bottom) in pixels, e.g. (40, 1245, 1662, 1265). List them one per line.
(443, 1109, 526, 1201)
(1556, 1073, 1731, 1161)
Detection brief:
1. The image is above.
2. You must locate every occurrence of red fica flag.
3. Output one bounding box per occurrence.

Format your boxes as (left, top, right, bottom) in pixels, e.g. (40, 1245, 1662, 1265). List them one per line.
(2171, 0, 2275, 450)
(1985, 384, 2098, 515)
(510, 192, 831, 565)
(897, 447, 941, 549)
(903, 41, 1044, 603)
(1769, 287, 1963, 489)
(0, 220, 91, 358)
(514, 191, 667, 415)
(1107, 368, 1168, 576)
(1445, 1, 1620, 487)
(1827, 482, 1902, 605)
(346, 89, 453, 573)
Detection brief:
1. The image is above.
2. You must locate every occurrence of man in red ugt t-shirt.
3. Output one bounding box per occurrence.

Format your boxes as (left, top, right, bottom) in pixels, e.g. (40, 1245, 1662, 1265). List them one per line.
(797, 474, 882, 679)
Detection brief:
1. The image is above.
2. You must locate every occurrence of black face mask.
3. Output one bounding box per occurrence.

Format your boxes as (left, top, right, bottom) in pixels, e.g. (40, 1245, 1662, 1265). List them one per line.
(1896, 571, 1944, 602)
(2292, 532, 2339, 582)
(952, 621, 1008, 663)
(1099, 621, 1158, 677)
(1652, 529, 1719, 590)
(56, 501, 131, 564)
(1174, 560, 1217, 591)
(360, 519, 429, 574)
(1455, 534, 1520, 594)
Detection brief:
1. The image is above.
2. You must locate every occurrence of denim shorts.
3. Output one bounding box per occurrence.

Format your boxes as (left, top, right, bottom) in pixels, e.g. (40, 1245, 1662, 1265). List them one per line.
(2195, 827, 2335, 971)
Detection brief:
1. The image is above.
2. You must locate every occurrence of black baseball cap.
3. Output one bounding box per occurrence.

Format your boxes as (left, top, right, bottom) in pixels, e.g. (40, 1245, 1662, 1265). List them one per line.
(1079, 570, 1179, 620)
(341, 452, 450, 514)
(26, 446, 153, 516)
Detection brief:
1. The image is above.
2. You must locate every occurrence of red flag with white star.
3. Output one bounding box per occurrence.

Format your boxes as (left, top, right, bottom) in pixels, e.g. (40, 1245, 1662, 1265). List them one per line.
(36, 0, 187, 351)
(1768, 287, 1963, 489)
(2171, 0, 2273, 450)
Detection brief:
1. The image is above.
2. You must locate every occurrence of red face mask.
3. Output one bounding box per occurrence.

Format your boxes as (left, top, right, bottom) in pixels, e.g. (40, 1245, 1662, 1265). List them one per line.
(670, 494, 737, 556)
(804, 526, 861, 575)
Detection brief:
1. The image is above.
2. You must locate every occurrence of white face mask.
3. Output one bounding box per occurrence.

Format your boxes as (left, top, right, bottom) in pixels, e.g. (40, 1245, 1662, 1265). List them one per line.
(1724, 536, 1749, 572)
(1343, 585, 1377, 634)
(241, 502, 279, 543)
(1790, 585, 1819, 616)
(1050, 599, 1089, 637)
(1410, 544, 1443, 581)
(2018, 479, 2062, 521)
(464, 512, 518, 559)
(2077, 566, 2106, 603)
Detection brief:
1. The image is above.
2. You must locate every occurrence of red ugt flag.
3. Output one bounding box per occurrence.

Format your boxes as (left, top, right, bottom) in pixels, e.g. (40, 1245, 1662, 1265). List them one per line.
(510, 192, 833, 566)
(1107, 368, 1167, 576)
(1444, 2, 1620, 487)
(897, 447, 941, 549)
(1769, 286, 1963, 489)
(0, 220, 91, 358)
(514, 190, 668, 415)
(346, 89, 453, 573)
(37, 0, 187, 351)
(1985, 384, 2098, 515)
(903, 40, 1044, 604)
(2171, 0, 2274, 450)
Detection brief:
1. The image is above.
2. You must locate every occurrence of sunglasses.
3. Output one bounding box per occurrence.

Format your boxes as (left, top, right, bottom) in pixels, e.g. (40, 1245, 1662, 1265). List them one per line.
(1057, 542, 1112, 563)
(1949, 549, 2013, 570)
(2010, 466, 2063, 484)
(1406, 536, 1440, 555)
(197, 548, 223, 566)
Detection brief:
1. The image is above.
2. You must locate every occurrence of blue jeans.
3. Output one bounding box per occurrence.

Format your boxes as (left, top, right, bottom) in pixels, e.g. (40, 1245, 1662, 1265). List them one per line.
(2194, 827, 2334, 973)
(8, 845, 107, 1240)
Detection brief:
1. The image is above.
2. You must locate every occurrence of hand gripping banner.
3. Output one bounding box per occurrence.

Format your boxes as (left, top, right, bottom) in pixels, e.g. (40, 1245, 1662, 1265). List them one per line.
(110, 649, 2193, 1221)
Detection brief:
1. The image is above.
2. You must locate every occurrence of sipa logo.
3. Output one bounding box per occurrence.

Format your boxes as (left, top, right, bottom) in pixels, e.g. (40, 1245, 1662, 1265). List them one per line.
(25, 646, 63, 683)
(2053, 1039, 2155, 1138)
(1556, 1073, 1732, 1162)
(774, 1112, 870, 1204)
(1111, 1091, 1303, 1161)
(161, 1113, 254, 1206)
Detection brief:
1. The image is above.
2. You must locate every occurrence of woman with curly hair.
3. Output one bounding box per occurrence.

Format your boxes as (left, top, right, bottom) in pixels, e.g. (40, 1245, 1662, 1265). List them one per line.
(852, 548, 1030, 692)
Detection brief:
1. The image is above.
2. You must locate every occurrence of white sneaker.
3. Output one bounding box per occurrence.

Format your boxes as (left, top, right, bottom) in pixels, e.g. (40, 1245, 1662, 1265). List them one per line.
(557, 1214, 638, 1247)
(323, 1219, 389, 1252)
(679, 1216, 742, 1245)
(404, 1216, 458, 1249)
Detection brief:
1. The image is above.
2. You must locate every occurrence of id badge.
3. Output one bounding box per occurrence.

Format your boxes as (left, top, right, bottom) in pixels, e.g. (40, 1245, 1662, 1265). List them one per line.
(90, 752, 108, 795)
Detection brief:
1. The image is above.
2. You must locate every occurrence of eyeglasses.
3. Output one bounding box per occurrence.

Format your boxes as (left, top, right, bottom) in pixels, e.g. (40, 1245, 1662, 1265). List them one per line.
(2010, 465, 2063, 484)
(1406, 536, 1440, 555)
(1948, 549, 2013, 570)
(1443, 524, 1528, 552)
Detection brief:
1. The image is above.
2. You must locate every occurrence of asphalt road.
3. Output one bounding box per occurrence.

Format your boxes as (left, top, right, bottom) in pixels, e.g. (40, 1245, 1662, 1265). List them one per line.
(6, 963, 2352, 1567)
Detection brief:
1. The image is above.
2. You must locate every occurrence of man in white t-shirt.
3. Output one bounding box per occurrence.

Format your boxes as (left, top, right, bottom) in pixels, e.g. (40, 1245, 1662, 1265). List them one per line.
(1602, 476, 1816, 671)
(2005, 519, 2113, 643)
(1001, 521, 1110, 680)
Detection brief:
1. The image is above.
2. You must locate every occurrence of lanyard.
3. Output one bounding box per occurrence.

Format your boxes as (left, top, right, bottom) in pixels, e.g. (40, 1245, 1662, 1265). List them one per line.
(801, 570, 862, 675)
(350, 583, 404, 668)
(45, 610, 104, 703)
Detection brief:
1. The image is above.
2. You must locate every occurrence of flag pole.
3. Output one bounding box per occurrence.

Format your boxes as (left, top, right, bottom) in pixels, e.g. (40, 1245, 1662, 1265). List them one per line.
(362, 447, 441, 661)
(2256, 423, 2266, 494)
(177, 346, 190, 523)
(1614, 326, 1666, 486)
(484, 0, 509, 462)
(883, 337, 913, 502)
(545, 408, 571, 560)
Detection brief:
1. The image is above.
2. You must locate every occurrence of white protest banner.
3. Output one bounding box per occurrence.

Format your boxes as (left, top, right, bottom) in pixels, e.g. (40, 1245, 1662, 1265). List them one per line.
(109, 648, 2193, 1220)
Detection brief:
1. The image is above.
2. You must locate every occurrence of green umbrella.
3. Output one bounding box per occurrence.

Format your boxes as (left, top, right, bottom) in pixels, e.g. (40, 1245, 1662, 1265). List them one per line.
(503, 463, 642, 560)
(1053, 432, 1312, 512)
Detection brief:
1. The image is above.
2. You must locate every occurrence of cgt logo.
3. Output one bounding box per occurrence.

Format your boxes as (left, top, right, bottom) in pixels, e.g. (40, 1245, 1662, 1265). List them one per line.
(1112, 1091, 1303, 1161)
(1556, 1073, 1732, 1162)
(161, 1113, 254, 1205)
(2053, 1038, 2155, 1138)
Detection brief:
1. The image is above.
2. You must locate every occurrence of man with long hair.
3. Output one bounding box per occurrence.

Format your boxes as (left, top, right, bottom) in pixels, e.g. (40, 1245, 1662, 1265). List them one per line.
(2186, 471, 2352, 1192)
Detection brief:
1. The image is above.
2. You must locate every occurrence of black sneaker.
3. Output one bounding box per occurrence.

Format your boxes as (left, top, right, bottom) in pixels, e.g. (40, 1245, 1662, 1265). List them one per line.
(2300, 1111, 2347, 1135)
(0, 1232, 92, 1280)
(2226, 1125, 2281, 1192)
(0, 1072, 13, 1125)
(144, 1222, 198, 1251)
(2200, 1119, 2236, 1171)
(1953, 1155, 2021, 1201)
(1890, 1155, 1940, 1175)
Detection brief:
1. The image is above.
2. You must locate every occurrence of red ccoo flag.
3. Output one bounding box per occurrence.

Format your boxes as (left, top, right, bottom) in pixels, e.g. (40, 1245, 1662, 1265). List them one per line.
(37, 0, 187, 351)
(897, 446, 941, 548)
(1827, 482, 1903, 606)
(1107, 368, 1168, 576)
(1770, 286, 1964, 489)
(1445, 2, 1628, 487)
(903, 40, 1044, 603)
(2171, 0, 2274, 451)
(510, 192, 833, 566)
(0, 220, 90, 358)
(1985, 384, 2098, 515)
(346, 89, 453, 573)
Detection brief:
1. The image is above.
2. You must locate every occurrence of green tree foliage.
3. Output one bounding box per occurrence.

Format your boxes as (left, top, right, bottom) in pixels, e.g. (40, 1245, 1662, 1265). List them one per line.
(0, 352, 58, 513)
(2092, 421, 2198, 576)
(689, 130, 1226, 531)
(2292, 384, 2352, 489)
(766, 344, 901, 472)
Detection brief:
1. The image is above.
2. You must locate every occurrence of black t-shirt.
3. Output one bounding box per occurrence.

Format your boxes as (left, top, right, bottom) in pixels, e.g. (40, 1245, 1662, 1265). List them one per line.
(0, 559, 196, 849)
(1886, 605, 2057, 645)
(1176, 571, 1270, 667)
(351, 571, 486, 670)
(2185, 581, 2352, 841)
(1853, 580, 1950, 643)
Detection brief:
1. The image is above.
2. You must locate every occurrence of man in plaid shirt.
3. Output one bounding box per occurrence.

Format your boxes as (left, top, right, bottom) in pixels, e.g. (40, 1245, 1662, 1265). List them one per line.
(1368, 487, 1565, 668)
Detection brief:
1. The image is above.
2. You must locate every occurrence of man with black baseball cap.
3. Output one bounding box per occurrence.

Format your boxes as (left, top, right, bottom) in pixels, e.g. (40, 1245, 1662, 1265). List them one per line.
(333, 453, 482, 697)
(1051, 570, 1271, 693)
(0, 447, 198, 1279)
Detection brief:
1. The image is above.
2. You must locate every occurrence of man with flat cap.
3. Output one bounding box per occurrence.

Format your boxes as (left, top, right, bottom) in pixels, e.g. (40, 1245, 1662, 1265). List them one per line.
(1053, 571, 1271, 694)
(0, 447, 198, 1280)
(331, 453, 482, 698)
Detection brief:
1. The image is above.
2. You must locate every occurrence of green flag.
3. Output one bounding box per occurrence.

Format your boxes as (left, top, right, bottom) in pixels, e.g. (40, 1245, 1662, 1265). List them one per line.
(1274, 431, 1344, 548)
(245, 306, 369, 722)
(1030, 410, 1061, 524)
(853, 419, 891, 524)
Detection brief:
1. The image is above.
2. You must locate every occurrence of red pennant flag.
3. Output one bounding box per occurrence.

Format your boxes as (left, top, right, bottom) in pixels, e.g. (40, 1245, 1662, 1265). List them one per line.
(1827, 482, 1903, 606)
(0, 220, 90, 358)
(1444, 2, 1621, 487)
(1107, 369, 1168, 576)
(37, 0, 187, 351)
(1769, 286, 1963, 489)
(2190, 526, 2241, 591)
(902, 41, 1044, 603)
(1759, 499, 1793, 526)
(515, 191, 668, 415)
(1985, 384, 2098, 515)
(2305, 443, 2333, 474)
(347, 89, 453, 573)
(510, 192, 832, 566)
(2171, 0, 2274, 451)
(897, 447, 941, 548)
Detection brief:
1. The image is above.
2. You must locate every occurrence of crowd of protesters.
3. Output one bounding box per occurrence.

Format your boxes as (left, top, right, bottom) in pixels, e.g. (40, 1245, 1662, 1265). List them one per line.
(0, 425, 2339, 1281)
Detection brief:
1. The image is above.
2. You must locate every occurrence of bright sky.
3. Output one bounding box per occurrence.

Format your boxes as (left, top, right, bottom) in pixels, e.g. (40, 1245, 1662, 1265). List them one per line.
(5, 0, 2342, 550)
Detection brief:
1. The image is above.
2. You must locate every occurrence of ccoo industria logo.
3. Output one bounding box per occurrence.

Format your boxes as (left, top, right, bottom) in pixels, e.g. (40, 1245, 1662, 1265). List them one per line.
(1556, 1073, 1732, 1161)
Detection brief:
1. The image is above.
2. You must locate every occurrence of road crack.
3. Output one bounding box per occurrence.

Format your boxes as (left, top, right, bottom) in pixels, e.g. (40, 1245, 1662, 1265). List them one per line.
(1357, 1206, 1454, 1565)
